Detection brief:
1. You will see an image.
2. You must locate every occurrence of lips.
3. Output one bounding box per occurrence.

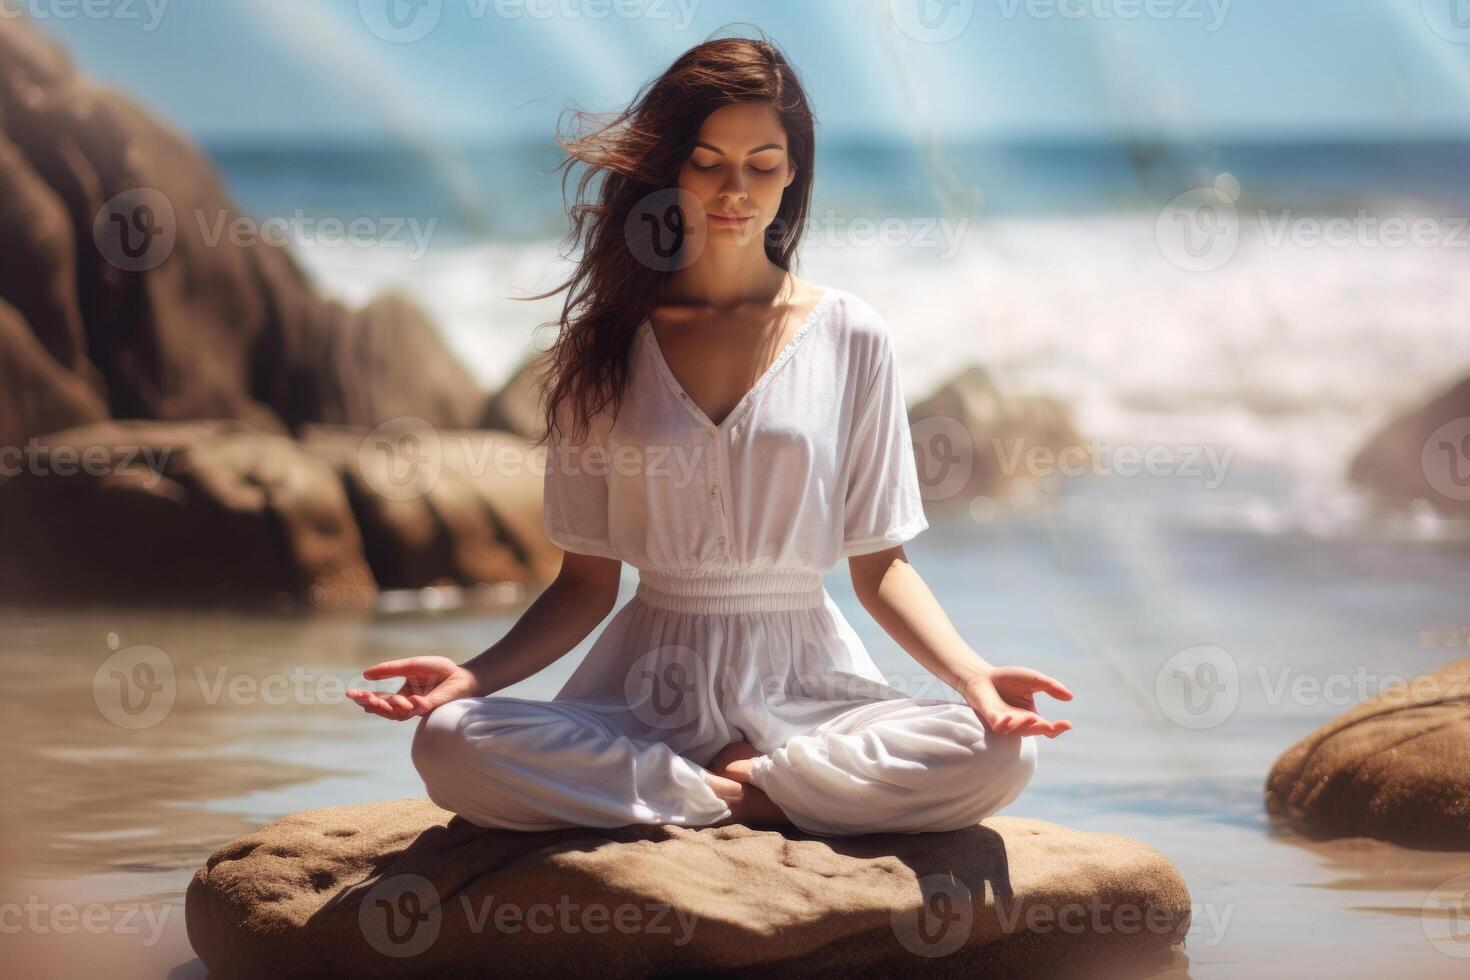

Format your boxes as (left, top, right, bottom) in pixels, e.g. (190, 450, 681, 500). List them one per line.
(708, 213, 754, 225)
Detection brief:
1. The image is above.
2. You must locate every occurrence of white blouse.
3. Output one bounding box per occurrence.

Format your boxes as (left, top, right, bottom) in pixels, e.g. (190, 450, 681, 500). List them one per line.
(541, 285, 928, 581)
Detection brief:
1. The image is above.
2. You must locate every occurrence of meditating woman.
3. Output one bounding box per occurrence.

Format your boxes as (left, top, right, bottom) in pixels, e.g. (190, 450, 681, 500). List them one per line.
(347, 33, 1074, 837)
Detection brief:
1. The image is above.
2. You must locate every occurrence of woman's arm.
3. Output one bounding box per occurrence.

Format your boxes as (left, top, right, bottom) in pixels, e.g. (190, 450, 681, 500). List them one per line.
(348, 551, 621, 720)
(464, 551, 621, 693)
(848, 546, 1074, 738)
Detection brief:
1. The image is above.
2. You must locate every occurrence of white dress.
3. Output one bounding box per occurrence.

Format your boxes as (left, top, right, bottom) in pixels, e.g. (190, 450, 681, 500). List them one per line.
(412, 286, 1038, 836)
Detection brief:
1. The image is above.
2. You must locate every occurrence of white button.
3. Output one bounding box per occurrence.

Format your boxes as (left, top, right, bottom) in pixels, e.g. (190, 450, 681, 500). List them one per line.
(706, 425, 716, 436)
(710, 485, 719, 495)
(716, 536, 726, 545)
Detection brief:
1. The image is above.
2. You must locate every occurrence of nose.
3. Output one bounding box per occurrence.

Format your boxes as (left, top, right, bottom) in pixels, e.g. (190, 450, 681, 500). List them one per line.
(717, 169, 749, 206)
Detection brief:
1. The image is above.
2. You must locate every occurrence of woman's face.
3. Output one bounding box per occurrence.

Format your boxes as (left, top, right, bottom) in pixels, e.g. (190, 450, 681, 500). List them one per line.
(678, 101, 797, 247)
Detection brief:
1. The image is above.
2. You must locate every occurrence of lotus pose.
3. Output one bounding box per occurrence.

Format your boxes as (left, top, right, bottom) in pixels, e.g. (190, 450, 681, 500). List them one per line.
(349, 34, 1073, 837)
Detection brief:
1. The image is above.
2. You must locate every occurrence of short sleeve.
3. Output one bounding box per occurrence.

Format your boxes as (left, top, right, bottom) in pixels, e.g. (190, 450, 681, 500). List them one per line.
(542, 402, 620, 560)
(842, 336, 929, 557)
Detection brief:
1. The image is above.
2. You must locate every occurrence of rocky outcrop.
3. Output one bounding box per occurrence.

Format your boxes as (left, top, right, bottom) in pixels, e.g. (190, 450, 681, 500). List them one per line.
(1265, 657, 1470, 849)
(185, 798, 1191, 979)
(479, 350, 555, 440)
(0, 421, 376, 609)
(1348, 376, 1470, 517)
(0, 15, 486, 450)
(909, 366, 1083, 506)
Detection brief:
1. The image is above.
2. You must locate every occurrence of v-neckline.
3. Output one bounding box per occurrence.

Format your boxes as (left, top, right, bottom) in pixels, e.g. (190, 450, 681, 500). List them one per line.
(640, 287, 835, 432)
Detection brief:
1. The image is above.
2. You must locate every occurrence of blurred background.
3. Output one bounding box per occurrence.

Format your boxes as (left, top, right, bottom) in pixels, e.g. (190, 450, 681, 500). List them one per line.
(2, 1, 1469, 977)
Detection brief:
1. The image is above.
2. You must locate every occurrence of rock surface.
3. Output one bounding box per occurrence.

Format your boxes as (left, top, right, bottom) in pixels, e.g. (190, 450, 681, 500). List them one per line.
(0, 420, 377, 609)
(908, 365, 1083, 507)
(1348, 375, 1470, 517)
(1265, 657, 1470, 849)
(185, 798, 1191, 979)
(0, 15, 486, 449)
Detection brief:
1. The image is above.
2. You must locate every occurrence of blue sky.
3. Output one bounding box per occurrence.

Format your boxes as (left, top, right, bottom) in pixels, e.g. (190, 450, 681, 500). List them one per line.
(31, 0, 1470, 141)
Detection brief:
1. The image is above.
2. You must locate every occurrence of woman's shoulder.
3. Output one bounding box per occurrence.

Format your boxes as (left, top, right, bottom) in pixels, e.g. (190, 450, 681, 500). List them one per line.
(813, 283, 894, 355)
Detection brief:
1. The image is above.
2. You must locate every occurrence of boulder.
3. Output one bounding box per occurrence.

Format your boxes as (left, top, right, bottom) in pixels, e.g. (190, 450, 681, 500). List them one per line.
(0, 15, 486, 448)
(908, 365, 1083, 507)
(479, 350, 555, 440)
(0, 420, 376, 609)
(1265, 657, 1470, 848)
(300, 424, 548, 590)
(185, 798, 1191, 979)
(1348, 375, 1470, 517)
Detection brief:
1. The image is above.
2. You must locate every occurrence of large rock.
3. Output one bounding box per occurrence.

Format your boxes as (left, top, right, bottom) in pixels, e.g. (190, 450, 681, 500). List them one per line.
(185, 798, 1191, 979)
(478, 350, 555, 440)
(1348, 375, 1470, 517)
(909, 365, 1083, 507)
(1265, 657, 1470, 848)
(0, 420, 376, 609)
(300, 424, 556, 590)
(0, 14, 486, 448)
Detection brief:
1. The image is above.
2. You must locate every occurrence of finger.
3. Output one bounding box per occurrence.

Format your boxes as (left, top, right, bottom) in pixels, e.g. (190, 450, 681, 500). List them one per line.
(1025, 670, 1074, 701)
(388, 694, 416, 717)
(362, 660, 433, 680)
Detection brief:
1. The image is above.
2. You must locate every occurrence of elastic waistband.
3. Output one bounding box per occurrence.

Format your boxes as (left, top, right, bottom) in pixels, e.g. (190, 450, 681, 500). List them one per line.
(634, 568, 825, 614)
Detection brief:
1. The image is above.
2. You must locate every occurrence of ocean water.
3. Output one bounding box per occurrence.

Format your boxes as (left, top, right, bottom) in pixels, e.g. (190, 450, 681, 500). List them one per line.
(5, 139, 1469, 977)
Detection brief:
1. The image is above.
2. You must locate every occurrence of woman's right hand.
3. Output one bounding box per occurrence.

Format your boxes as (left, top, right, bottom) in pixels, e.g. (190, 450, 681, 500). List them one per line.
(346, 657, 481, 721)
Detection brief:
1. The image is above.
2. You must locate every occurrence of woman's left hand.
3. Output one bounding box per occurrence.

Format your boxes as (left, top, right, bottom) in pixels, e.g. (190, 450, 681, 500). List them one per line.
(962, 666, 1074, 738)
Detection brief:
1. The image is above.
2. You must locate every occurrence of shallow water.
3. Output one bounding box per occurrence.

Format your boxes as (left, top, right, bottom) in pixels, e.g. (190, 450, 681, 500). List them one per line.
(3, 470, 1469, 978)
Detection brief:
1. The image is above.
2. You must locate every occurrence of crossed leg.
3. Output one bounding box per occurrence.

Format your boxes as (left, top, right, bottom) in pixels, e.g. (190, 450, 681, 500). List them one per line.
(729, 696, 1039, 837)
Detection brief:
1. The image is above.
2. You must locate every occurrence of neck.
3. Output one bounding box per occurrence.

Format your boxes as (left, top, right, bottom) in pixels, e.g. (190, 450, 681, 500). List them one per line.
(660, 245, 789, 310)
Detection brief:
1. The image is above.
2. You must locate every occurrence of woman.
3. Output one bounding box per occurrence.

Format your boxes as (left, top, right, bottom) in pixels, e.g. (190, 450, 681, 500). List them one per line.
(347, 33, 1073, 837)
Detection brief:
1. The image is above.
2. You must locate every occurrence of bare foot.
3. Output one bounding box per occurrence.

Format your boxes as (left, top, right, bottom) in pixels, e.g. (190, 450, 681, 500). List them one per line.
(702, 771, 791, 828)
(708, 740, 763, 784)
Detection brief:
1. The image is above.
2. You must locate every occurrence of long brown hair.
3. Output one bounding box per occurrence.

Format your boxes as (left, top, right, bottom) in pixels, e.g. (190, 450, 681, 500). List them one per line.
(527, 29, 818, 448)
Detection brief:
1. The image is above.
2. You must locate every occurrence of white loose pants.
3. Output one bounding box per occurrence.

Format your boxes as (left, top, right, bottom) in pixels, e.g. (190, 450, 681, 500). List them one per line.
(411, 571, 1038, 837)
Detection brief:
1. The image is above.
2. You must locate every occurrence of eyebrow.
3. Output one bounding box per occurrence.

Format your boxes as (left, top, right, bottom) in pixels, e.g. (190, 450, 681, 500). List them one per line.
(693, 141, 784, 155)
